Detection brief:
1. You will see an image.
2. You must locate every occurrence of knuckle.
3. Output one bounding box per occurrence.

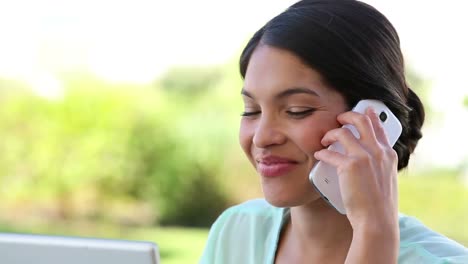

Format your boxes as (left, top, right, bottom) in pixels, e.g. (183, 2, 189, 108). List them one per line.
(373, 146, 385, 160)
(330, 128, 346, 140)
(338, 128, 352, 138)
(385, 148, 399, 160)
(373, 146, 398, 163)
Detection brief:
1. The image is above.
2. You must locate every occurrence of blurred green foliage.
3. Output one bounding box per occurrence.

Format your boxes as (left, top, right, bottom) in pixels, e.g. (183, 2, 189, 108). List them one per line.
(0, 61, 249, 227)
(399, 170, 468, 246)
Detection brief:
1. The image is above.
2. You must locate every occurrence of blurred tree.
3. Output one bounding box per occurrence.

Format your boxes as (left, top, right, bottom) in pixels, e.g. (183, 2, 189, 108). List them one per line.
(2, 66, 241, 227)
(405, 67, 432, 118)
(159, 66, 223, 98)
(151, 64, 237, 226)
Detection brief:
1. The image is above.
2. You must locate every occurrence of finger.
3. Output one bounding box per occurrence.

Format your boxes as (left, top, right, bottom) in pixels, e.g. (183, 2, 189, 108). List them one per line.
(366, 107, 391, 146)
(321, 127, 366, 155)
(337, 111, 379, 146)
(314, 148, 348, 168)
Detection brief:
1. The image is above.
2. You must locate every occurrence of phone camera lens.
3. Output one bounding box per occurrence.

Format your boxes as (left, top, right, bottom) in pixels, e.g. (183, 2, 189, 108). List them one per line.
(379, 111, 388, 122)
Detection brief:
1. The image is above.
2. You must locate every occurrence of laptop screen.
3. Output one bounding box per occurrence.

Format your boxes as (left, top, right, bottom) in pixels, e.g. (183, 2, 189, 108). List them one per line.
(0, 233, 160, 264)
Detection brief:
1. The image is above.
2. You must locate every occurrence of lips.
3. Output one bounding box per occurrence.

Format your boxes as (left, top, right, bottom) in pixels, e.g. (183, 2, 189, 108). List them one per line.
(257, 155, 298, 177)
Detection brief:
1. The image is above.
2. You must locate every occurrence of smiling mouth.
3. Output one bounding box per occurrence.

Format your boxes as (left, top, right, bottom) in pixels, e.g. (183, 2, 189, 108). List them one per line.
(257, 161, 298, 177)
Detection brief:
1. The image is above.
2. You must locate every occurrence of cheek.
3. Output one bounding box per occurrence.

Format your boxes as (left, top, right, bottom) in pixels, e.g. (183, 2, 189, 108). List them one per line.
(239, 120, 254, 160)
(293, 117, 341, 155)
(295, 127, 325, 154)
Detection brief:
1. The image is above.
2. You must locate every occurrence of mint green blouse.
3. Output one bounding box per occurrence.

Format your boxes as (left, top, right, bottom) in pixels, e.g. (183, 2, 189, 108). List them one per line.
(200, 199, 468, 263)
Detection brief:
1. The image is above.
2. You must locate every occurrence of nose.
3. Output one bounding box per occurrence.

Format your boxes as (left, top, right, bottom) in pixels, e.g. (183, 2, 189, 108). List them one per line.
(252, 116, 287, 148)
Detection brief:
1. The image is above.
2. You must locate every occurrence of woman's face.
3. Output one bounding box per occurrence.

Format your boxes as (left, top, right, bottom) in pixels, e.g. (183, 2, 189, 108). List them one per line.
(240, 45, 348, 207)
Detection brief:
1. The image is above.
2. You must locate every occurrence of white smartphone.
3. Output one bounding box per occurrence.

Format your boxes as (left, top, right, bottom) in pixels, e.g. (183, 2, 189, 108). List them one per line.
(309, 99, 402, 214)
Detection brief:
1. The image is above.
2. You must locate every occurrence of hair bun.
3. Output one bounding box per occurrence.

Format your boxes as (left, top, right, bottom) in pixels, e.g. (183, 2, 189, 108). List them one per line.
(395, 87, 425, 170)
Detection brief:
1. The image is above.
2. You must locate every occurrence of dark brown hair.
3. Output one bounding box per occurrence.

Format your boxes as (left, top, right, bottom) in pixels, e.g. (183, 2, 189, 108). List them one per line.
(240, 0, 424, 170)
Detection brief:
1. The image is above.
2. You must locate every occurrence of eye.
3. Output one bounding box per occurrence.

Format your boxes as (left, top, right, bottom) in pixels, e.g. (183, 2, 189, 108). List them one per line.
(286, 108, 317, 118)
(241, 111, 261, 117)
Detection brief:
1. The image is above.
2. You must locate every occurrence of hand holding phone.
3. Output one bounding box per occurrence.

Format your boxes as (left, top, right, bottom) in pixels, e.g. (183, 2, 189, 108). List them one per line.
(309, 99, 402, 214)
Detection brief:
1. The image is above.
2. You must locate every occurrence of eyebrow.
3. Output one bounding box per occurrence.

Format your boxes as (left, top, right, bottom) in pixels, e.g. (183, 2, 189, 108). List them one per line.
(241, 87, 320, 99)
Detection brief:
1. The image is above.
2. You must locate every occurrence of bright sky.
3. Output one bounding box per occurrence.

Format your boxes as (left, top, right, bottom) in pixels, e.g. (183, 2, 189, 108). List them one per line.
(0, 0, 467, 168)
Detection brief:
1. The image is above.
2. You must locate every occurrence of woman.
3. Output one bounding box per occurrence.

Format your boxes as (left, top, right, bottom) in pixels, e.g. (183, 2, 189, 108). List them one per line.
(200, 0, 468, 263)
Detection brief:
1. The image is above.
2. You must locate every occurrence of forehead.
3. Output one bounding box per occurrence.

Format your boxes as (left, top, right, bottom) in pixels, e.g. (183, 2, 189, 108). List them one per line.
(243, 45, 332, 97)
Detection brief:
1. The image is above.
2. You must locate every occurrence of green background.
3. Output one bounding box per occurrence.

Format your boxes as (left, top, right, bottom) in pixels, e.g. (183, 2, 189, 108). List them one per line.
(1, 61, 467, 264)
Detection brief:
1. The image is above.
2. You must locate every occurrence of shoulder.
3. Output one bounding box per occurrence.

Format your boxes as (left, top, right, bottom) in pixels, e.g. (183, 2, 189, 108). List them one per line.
(208, 198, 283, 237)
(398, 213, 468, 263)
(200, 199, 284, 264)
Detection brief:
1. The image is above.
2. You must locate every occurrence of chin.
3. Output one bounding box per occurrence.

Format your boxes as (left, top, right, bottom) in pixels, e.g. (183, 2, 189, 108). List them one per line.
(264, 197, 295, 208)
(262, 187, 322, 208)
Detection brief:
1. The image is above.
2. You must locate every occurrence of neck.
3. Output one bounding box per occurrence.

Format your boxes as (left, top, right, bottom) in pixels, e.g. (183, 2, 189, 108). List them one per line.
(281, 199, 353, 258)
